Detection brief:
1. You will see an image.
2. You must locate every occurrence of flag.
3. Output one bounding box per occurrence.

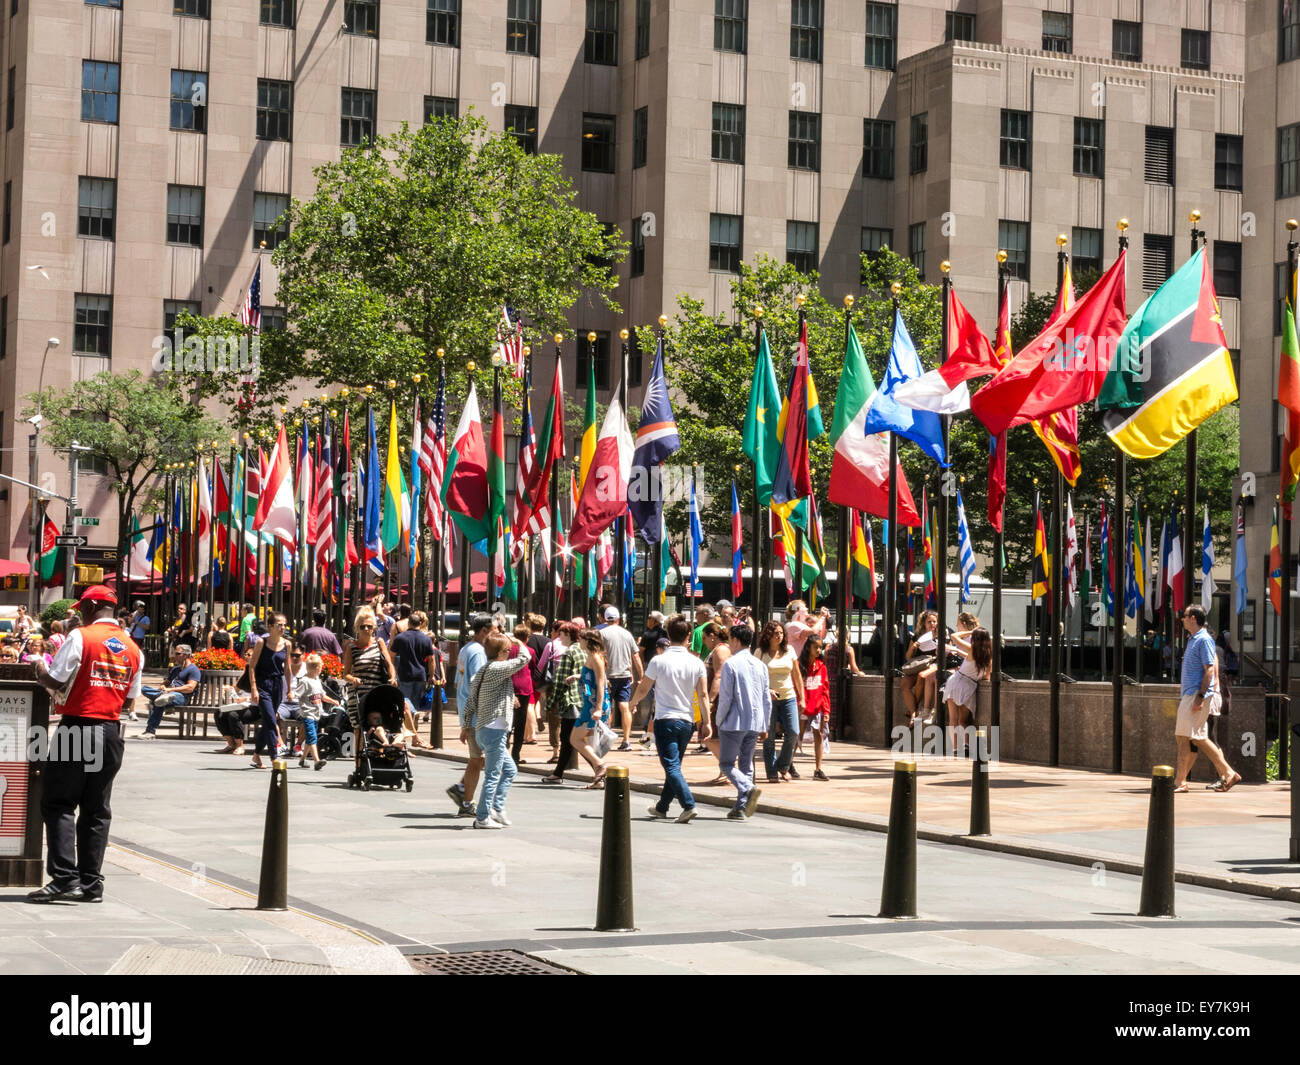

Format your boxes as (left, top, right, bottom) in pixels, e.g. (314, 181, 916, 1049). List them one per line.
(1100, 502, 1112, 614)
(488, 385, 512, 597)
(408, 398, 421, 570)
(494, 305, 526, 379)
(771, 318, 822, 505)
(688, 476, 704, 592)
(444, 382, 490, 544)
(363, 408, 384, 575)
(579, 353, 597, 493)
(1032, 497, 1050, 601)
(730, 480, 743, 600)
(1125, 513, 1143, 619)
(1081, 514, 1092, 612)
(512, 367, 537, 560)
(521, 359, 564, 540)
(921, 487, 935, 608)
(237, 261, 261, 331)
(125, 513, 151, 582)
(196, 458, 212, 584)
(1143, 511, 1153, 623)
(34, 508, 60, 586)
(955, 489, 976, 604)
(1066, 494, 1078, 608)
(1167, 515, 1186, 615)
(893, 285, 1000, 412)
(629, 338, 681, 541)
(861, 310, 947, 465)
(338, 410, 359, 573)
(253, 424, 297, 551)
(624, 510, 638, 605)
(987, 285, 1011, 531)
(1028, 260, 1082, 485)
(1281, 307, 1300, 514)
(1234, 503, 1248, 615)
(569, 397, 634, 553)
(297, 422, 316, 549)
(772, 509, 792, 593)
(828, 318, 921, 524)
(423, 374, 448, 535)
(381, 401, 408, 556)
(971, 250, 1128, 434)
(316, 415, 335, 567)
(1134, 503, 1146, 615)
(772, 504, 823, 595)
(1099, 246, 1239, 461)
(851, 511, 876, 607)
(743, 329, 783, 505)
(807, 495, 831, 601)
(1270, 505, 1283, 615)
(1201, 503, 1216, 611)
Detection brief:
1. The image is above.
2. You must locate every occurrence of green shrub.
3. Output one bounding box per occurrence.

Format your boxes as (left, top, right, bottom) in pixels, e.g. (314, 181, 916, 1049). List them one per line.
(40, 599, 75, 629)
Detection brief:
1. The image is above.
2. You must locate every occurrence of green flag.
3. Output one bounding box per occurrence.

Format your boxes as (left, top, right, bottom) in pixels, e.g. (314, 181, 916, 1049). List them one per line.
(743, 329, 782, 506)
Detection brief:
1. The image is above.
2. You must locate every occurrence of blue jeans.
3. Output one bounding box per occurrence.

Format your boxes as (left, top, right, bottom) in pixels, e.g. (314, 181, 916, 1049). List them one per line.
(143, 688, 186, 734)
(653, 717, 695, 813)
(719, 729, 758, 811)
(762, 696, 799, 778)
(475, 725, 516, 821)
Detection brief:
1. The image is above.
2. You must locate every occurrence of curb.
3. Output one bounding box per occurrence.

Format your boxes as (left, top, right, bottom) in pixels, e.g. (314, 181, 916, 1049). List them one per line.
(410, 746, 1300, 906)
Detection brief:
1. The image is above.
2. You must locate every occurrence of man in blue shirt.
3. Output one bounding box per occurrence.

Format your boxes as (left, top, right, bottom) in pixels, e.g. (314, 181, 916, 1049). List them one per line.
(138, 645, 201, 738)
(715, 624, 772, 820)
(1174, 605, 1239, 792)
(447, 615, 491, 816)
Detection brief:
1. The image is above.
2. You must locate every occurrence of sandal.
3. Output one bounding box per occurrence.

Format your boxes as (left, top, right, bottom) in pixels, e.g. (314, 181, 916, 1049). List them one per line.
(251, 760, 267, 769)
(1173, 783, 1189, 793)
(584, 768, 608, 790)
(1211, 772, 1242, 792)
(701, 775, 730, 787)
(546, 754, 559, 764)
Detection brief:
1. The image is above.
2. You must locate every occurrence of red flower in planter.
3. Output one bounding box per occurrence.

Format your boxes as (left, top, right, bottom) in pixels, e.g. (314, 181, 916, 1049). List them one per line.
(193, 648, 247, 671)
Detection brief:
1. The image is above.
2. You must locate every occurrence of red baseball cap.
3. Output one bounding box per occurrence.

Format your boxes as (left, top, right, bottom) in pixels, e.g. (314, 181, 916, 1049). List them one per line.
(75, 584, 118, 608)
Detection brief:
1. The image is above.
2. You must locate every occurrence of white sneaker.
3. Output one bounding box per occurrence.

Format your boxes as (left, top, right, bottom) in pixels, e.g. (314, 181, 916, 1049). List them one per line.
(647, 805, 670, 820)
(128, 711, 139, 722)
(675, 808, 697, 824)
(472, 817, 503, 830)
(137, 732, 156, 741)
(490, 808, 512, 826)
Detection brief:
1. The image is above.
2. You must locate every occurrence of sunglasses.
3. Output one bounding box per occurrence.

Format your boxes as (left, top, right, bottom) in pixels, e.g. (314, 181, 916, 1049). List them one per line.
(358, 624, 374, 630)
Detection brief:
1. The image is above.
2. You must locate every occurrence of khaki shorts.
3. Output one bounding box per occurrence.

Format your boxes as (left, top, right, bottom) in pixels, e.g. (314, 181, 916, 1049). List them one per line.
(465, 728, 482, 758)
(1175, 692, 1220, 740)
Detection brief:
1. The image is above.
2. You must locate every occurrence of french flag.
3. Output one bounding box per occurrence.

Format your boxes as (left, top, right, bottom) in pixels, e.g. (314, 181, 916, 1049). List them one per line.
(254, 424, 297, 551)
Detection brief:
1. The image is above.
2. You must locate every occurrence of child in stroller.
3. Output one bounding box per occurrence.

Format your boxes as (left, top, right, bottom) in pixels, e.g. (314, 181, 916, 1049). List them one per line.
(348, 685, 414, 791)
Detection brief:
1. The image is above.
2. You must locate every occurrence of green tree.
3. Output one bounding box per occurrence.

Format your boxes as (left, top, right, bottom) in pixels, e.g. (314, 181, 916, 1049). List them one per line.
(22, 371, 225, 589)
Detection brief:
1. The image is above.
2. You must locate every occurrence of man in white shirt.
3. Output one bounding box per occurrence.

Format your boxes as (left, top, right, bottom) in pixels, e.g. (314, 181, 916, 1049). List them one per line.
(629, 615, 710, 824)
(599, 606, 643, 751)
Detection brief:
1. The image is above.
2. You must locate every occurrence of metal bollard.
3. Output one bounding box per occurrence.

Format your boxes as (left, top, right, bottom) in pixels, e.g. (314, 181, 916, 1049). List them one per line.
(594, 765, 635, 932)
(430, 693, 444, 749)
(878, 760, 918, 919)
(1138, 765, 1176, 918)
(256, 759, 289, 911)
(969, 727, 991, 836)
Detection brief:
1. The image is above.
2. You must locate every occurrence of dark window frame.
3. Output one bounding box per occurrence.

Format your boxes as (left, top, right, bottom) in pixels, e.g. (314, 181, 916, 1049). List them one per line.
(1213, 241, 1242, 299)
(1146, 125, 1175, 185)
(1142, 233, 1174, 291)
(78, 176, 116, 241)
(253, 191, 289, 251)
(1071, 226, 1102, 276)
(73, 293, 112, 356)
(908, 221, 925, 279)
(169, 68, 207, 133)
(1181, 28, 1210, 70)
(341, 87, 376, 148)
(173, 0, 209, 17)
(581, 113, 616, 173)
(80, 60, 120, 125)
(166, 184, 204, 248)
(786, 220, 819, 274)
(1000, 109, 1031, 170)
(865, 2, 896, 70)
(505, 105, 538, 154)
(1279, 122, 1300, 199)
(1283, 0, 1300, 63)
(163, 298, 201, 335)
(714, 0, 747, 54)
(260, 0, 293, 28)
(424, 95, 457, 123)
(709, 212, 743, 274)
(1215, 133, 1243, 192)
(343, 0, 379, 38)
(863, 117, 894, 179)
(630, 216, 645, 277)
(909, 112, 927, 174)
(1112, 19, 1141, 61)
(790, 0, 822, 62)
(577, 330, 612, 389)
(998, 219, 1028, 281)
(788, 110, 820, 172)
(632, 106, 648, 169)
(257, 78, 293, 141)
(712, 103, 745, 163)
(507, 0, 540, 56)
(427, 0, 459, 47)
(1073, 117, 1104, 178)
(585, 0, 618, 65)
(1041, 11, 1071, 53)
(945, 11, 975, 42)
(635, 0, 650, 58)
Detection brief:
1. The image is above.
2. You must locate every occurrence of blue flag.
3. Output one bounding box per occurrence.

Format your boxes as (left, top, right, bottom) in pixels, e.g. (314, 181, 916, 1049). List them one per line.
(629, 337, 680, 543)
(955, 490, 976, 605)
(689, 475, 704, 592)
(1234, 503, 1247, 615)
(364, 406, 384, 576)
(860, 310, 947, 465)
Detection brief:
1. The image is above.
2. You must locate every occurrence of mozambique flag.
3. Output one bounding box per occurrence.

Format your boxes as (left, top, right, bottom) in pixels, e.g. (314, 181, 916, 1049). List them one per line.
(1099, 246, 1237, 460)
(1270, 505, 1283, 616)
(850, 510, 876, 607)
(743, 328, 782, 506)
(1032, 501, 1050, 602)
(1031, 261, 1081, 485)
(1280, 307, 1300, 513)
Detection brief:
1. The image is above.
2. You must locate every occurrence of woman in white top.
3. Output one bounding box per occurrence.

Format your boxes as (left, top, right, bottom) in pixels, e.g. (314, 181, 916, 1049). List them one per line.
(902, 610, 939, 724)
(942, 626, 992, 758)
(758, 620, 805, 783)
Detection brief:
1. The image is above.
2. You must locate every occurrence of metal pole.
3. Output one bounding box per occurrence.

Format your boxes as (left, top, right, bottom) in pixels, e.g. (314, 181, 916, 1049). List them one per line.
(1286, 219, 1299, 854)
(1049, 239, 1068, 767)
(1112, 454, 1127, 774)
(750, 315, 765, 636)
(615, 331, 628, 618)
(882, 286, 902, 747)
(991, 256, 1007, 730)
(488, 367, 500, 612)
(27, 426, 38, 615)
(62, 442, 77, 600)
(936, 263, 951, 741)
(205, 448, 217, 634)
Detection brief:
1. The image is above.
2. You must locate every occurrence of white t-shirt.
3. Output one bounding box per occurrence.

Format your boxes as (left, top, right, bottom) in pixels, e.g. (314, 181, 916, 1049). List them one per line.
(294, 674, 326, 720)
(643, 646, 706, 722)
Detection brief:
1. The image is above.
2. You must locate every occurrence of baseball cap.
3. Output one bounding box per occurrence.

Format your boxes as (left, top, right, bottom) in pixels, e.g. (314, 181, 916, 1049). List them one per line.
(76, 584, 117, 608)
(604, 606, 620, 621)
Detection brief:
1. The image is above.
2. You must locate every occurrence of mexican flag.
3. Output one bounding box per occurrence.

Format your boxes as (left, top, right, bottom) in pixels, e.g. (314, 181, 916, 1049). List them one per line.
(443, 382, 490, 544)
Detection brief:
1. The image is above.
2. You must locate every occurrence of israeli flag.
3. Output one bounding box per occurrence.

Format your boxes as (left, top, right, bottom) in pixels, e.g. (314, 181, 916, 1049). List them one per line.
(956, 490, 976, 605)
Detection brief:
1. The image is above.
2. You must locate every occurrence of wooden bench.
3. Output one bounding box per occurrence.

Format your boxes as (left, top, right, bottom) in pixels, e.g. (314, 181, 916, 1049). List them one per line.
(177, 670, 244, 739)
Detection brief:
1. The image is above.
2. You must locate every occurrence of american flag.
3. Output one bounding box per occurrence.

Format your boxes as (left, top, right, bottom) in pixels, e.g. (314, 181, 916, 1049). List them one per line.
(297, 422, 315, 548)
(315, 412, 335, 564)
(495, 305, 525, 379)
(420, 370, 447, 537)
(511, 365, 536, 563)
(237, 262, 262, 332)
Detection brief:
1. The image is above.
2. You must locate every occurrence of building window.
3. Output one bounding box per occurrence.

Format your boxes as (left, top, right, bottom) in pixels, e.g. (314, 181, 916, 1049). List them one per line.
(628, 337, 643, 388)
(81, 60, 119, 124)
(427, 0, 459, 47)
(1215, 134, 1243, 192)
(169, 69, 207, 133)
(909, 113, 927, 174)
(1041, 11, 1071, 53)
(163, 299, 201, 334)
(715, 0, 747, 54)
(1073, 117, 1104, 178)
(863, 118, 894, 179)
(424, 96, 457, 123)
(86, 0, 123, 6)
(74, 294, 112, 356)
(261, 307, 286, 332)
(73, 414, 110, 474)
(998, 220, 1028, 281)
(1145, 126, 1174, 185)
(505, 105, 538, 154)
(862, 226, 891, 259)
(1213, 241, 1242, 299)
(253, 192, 289, 251)
(585, 0, 618, 65)
(577, 331, 611, 389)
(341, 88, 376, 147)
(788, 111, 820, 171)
(1181, 29, 1209, 70)
(173, 0, 209, 17)
(1284, 0, 1300, 63)
(582, 113, 616, 173)
(1071, 227, 1102, 277)
(712, 103, 745, 163)
(908, 222, 925, 278)
(865, 2, 896, 70)
(257, 79, 292, 141)
(261, 0, 293, 28)
(77, 177, 115, 241)
(786, 221, 818, 274)
(709, 212, 742, 273)
(791, 0, 821, 61)
(343, 0, 378, 37)
(632, 106, 648, 169)
(1276, 261, 1291, 336)
(1000, 109, 1031, 170)
(636, 0, 650, 58)
(1112, 19, 1141, 61)
(2, 180, 8, 244)
(166, 184, 204, 247)
(1142, 234, 1173, 291)
(945, 11, 975, 42)
(1279, 122, 1300, 199)
(0, 296, 6, 361)
(630, 217, 645, 277)
(507, 0, 540, 56)
(6, 67, 13, 130)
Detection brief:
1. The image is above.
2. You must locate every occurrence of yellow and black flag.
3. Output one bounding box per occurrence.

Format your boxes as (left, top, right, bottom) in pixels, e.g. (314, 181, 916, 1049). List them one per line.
(1098, 246, 1237, 458)
(1032, 497, 1051, 602)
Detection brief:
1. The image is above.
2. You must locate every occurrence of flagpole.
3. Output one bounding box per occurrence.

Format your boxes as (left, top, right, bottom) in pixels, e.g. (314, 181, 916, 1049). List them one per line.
(545, 336, 562, 625)
(460, 363, 475, 641)
(205, 444, 217, 635)
(614, 329, 629, 619)
(517, 347, 532, 622)
(654, 315, 668, 623)
(935, 262, 952, 745)
(158, 466, 171, 648)
(882, 283, 901, 747)
(1286, 219, 1299, 847)
(1111, 219, 1131, 774)
(1135, 500, 1145, 687)
(487, 356, 502, 613)
(750, 308, 765, 641)
(292, 415, 305, 635)
(225, 439, 238, 631)
(410, 377, 423, 614)
(991, 254, 1006, 731)
(430, 355, 445, 625)
(1048, 236, 1069, 766)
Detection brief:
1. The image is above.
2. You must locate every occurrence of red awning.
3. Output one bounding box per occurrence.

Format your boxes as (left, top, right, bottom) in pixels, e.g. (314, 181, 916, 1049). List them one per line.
(0, 559, 29, 577)
(443, 574, 488, 594)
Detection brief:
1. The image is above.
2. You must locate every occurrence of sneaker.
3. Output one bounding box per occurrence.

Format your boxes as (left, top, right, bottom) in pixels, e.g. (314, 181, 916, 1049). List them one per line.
(276, 746, 292, 758)
(616, 742, 632, 751)
(490, 808, 512, 826)
(638, 736, 652, 748)
(445, 783, 464, 810)
(540, 776, 564, 785)
(744, 787, 762, 818)
(813, 769, 829, 781)
(788, 765, 801, 780)
(675, 808, 697, 825)
(457, 802, 477, 818)
(727, 809, 747, 821)
(647, 804, 670, 820)
(471, 817, 503, 830)
(298, 759, 306, 768)
(137, 732, 157, 741)
(127, 711, 139, 722)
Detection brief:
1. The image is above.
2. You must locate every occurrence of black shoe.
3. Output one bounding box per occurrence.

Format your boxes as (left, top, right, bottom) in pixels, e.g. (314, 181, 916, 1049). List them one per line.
(457, 801, 476, 817)
(26, 883, 83, 904)
(77, 887, 104, 903)
(788, 765, 801, 779)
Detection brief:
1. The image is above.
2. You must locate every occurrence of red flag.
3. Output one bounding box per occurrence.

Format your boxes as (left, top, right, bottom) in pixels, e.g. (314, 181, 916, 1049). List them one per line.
(971, 250, 1127, 434)
(569, 399, 633, 553)
(771, 319, 814, 504)
(1030, 262, 1082, 485)
(938, 287, 1000, 388)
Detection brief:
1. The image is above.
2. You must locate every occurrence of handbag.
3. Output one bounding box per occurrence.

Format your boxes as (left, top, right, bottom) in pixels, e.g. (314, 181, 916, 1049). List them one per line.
(900, 654, 935, 677)
(591, 718, 617, 758)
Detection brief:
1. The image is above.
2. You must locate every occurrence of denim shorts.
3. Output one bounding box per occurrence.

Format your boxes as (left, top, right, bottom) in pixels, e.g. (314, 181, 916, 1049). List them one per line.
(607, 676, 632, 705)
(301, 717, 318, 744)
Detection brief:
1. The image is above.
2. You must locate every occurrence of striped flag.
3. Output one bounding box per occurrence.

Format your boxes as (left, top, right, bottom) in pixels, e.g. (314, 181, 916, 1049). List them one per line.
(408, 397, 421, 570)
(315, 413, 335, 565)
(512, 364, 537, 563)
(495, 305, 525, 379)
(421, 371, 447, 536)
(297, 421, 316, 547)
(236, 261, 261, 331)
(955, 489, 976, 605)
(730, 481, 743, 600)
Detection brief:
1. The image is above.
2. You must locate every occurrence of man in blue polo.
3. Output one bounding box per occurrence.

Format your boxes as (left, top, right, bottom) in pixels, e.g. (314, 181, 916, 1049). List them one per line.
(715, 624, 771, 820)
(1173, 604, 1239, 793)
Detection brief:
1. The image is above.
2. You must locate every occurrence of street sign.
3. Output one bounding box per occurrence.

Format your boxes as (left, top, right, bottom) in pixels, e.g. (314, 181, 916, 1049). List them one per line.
(79, 517, 100, 526)
(54, 535, 87, 547)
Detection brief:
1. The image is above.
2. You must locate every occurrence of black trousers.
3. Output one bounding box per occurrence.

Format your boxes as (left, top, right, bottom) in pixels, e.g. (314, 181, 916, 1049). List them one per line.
(510, 695, 528, 762)
(554, 719, 576, 779)
(216, 706, 260, 742)
(41, 717, 124, 893)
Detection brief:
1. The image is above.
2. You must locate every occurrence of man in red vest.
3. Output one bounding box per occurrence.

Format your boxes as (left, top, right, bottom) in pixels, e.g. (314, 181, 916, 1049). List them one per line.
(26, 584, 142, 903)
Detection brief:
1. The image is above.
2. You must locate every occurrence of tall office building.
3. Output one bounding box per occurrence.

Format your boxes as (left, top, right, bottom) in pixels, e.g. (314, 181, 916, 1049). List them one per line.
(0, 0, 1246, 586)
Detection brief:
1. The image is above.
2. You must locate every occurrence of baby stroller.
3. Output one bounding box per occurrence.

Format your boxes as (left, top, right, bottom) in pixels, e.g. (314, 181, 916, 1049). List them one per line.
(347, 684, 414, 792)
(315, 676, 351, 761)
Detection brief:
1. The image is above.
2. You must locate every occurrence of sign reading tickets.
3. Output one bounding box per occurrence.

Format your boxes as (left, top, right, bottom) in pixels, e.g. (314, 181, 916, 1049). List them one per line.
(0, 690, 33, 857)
